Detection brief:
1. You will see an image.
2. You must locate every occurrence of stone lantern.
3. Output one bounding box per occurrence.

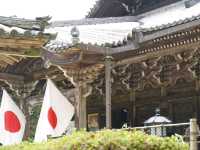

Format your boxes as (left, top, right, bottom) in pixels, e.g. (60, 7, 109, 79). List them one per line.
(144, 108, 172, 136)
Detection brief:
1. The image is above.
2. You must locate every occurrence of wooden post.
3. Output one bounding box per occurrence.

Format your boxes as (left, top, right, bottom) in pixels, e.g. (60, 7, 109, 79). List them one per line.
(79, 96, 87, 129)
(105, 56, 112, 129)
(74, 88, 79, 129)
(75, 82, 90, 129)
(75, 82, 84, 129)
(195, 80, 200, 123)
(23, 98, 31, 140)
(14, 82, 37, 139)
(190, 118, 198, 150)
(130, 89, 136, 127)
(168, 102, 174, 121)
(161, 86, 167, 97)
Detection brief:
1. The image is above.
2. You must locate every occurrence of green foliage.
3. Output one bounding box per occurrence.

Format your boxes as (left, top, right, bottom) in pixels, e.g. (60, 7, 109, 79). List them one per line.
(0, 130, 189, 150)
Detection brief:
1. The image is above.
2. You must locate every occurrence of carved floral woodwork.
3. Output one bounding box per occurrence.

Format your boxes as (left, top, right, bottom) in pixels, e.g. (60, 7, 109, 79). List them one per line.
(92, 48, 200, 93)
(139, 57, 162, 89)
(112, 64, 141, 90)
(169, 50, 198, 85)
(56, 64, 104, 87)
(158, 55, 177, 86)
(92, 73, 105, 95)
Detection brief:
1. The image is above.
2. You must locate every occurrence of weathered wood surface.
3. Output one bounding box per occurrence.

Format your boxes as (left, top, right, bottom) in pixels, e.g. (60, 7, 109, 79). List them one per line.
(87, 80, 197, 127)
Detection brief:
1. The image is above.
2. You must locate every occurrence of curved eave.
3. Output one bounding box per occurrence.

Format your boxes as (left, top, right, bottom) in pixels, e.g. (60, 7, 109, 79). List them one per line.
(114, 25, 200, 66)
(0, 16, 51, 31)
(42, 43, 106, 67)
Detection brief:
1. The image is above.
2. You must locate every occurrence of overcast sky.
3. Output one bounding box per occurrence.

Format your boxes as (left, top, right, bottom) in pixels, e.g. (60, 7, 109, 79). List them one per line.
(0, 0, 97, 21)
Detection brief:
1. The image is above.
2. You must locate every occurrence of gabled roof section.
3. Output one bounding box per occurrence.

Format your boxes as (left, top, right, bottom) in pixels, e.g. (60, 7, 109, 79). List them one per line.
(0, 17, 54, 69)
(0, 16, 51, 31)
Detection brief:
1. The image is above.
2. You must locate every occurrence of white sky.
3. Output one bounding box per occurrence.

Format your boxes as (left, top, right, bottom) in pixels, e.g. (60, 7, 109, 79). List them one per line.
(0, 0, 97, 21)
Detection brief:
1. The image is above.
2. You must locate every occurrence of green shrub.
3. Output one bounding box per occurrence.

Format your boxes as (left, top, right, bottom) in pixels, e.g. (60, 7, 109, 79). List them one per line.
(0, 130, 189, 150)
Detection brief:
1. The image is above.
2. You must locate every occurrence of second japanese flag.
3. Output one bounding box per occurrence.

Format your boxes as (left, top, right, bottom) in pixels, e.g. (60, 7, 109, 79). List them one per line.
(34, 79, 74, 142)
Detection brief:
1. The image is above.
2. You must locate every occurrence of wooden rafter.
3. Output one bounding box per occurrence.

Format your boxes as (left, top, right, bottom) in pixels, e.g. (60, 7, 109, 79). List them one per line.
(0, 55, 18, 65)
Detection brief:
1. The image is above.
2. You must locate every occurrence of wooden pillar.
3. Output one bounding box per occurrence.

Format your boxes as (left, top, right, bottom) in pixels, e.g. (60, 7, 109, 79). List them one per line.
(168, 102, 174, 121)
(195, 80, 200, 123)
(78, 82, 87, 129)
(23, 98, 31, 140)
(14, 82, 37, 139)
(161, 86, 167, 97)
(105, 56, 112, 129)
(190, 118, 198, 150)
(75, 82, 91, 129)
(195, 97, 199, 121)
(75, 82, 83, 129)
(130, 89, 136, 127)
(16, 94, 29, 139)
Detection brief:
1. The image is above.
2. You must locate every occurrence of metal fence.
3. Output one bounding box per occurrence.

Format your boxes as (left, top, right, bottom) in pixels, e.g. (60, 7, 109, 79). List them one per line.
(123, 119, 199, 150)
(60, 119, 199, 150)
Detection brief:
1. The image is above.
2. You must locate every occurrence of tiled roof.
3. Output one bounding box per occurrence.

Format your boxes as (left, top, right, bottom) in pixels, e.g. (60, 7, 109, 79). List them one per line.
(0, 16, 55, 40)
(45, 13, 200, 50)
(45, 1, 200, 50)
(50, 16, 137, 27)
(0, 23, 54, 39)
(138, 1, 200, 31)
(0, 23, 38, 37)
(45, 40, 72, 53)
(46, 22, 140, 46)
(140, 14, 200, 33)
(0, 16, 51, 31)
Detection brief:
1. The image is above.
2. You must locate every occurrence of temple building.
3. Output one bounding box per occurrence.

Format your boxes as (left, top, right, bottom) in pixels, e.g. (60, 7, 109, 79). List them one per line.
(0, 0, 200, 137)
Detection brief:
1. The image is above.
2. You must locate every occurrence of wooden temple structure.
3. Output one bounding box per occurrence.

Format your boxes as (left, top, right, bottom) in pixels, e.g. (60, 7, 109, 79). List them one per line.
(0, 0, 200, 137)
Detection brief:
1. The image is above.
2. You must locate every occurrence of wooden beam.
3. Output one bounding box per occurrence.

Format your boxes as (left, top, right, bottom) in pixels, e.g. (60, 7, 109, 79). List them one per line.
(115, 40, 200, 66)
(0, 51, 41, 58)
(30, 67, 59, 80)
(0, 72, 24, 81)
(4, 55, 20, 63)
(0, 55, 16, 65)
(0, 38, 47, 49)
(78, 43, 109, 54)
(0, 60, 8, 68)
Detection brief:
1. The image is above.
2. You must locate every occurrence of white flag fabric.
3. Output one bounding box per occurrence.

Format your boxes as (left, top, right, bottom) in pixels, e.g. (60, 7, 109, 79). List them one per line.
(34, 79, 74, 142)
(0, 89, 26, 145)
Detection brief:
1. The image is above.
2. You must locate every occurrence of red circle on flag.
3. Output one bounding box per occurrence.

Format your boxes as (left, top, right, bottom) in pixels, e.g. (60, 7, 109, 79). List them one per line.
(4, 111, 21, 133)
(48, 107, 57, 129)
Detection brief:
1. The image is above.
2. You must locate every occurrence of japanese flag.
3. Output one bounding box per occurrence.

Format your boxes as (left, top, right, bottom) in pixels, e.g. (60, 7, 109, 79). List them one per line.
(34, 79, 74, 142)
(0, 89, 26, 145)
